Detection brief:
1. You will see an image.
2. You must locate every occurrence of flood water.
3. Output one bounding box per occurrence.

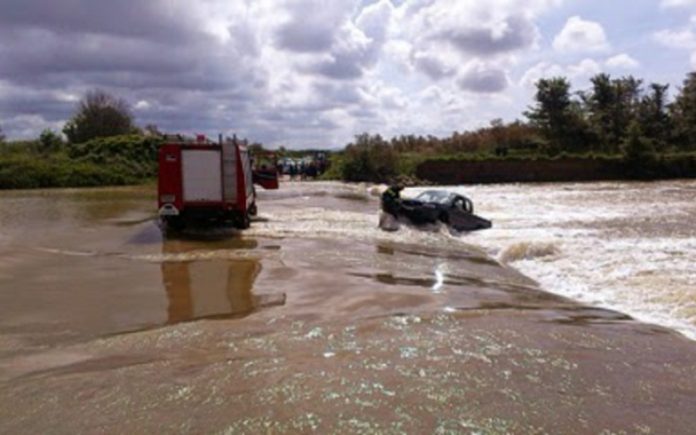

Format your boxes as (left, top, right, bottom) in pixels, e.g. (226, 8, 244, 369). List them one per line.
(1, 181, 696, 433)
(0, 183, 535, 351)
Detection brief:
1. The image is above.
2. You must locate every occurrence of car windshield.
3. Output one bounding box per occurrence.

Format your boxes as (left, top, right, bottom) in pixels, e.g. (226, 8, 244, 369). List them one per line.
(415, 190, 453, 205)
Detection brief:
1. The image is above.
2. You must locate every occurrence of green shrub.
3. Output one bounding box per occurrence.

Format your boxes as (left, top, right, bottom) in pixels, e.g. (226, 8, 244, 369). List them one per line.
(339, 133, 398, 183)
(0, 134, 161, 189)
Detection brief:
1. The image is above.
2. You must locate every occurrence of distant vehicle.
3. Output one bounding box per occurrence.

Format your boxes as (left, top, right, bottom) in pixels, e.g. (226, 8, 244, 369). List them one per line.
(158, 135, 279, 231)
(399, 190, 492, 232)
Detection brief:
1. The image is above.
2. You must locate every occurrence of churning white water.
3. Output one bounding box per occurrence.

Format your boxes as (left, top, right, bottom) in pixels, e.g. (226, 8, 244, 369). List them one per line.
(251, 180, 696, 340)
(447, 181, 696, 340)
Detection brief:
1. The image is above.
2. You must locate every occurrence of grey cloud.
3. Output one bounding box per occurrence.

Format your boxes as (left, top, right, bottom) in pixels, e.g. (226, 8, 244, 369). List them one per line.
(0, 31, 195, 82)
(275, 1, 384, 81)
(435, 16, 537, 56)
(0, 0, 268, 138)
(275, 21, 336, 53)
(310, 55, 365, 80)
(349, 106, 380, 120)
(457, 66, 508, 93)
(0, 97, 72, 122)
(273, 0, 352, 53)
(0, 0, 386, 148)
(412, 52, 455, 80)
(0, 0, 197, 42)
(305, 27, 383, 81)
(313, 82, 364, 105)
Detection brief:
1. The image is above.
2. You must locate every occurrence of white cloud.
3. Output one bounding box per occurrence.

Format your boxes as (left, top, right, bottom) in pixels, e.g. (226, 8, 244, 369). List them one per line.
(134, 100, 151, 111)
(661, 0, 696, 8)
(553, 16, 610, 53)
(605, 53, 640, 69)
(654, 28, 696, 48)
(521, 58, 601, 88)
(398, 1, 552, 58)
(654, 17, 696, 71)
(356, 0, 394, 45)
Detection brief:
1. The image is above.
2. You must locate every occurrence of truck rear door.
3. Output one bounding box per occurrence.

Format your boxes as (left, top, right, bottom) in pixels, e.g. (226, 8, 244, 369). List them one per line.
(182, 149, 223, 203)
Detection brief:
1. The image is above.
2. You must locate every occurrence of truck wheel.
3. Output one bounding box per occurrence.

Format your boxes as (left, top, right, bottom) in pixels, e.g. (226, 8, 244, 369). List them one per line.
(235, 213, 251, 229)
(165, 216, 185, 232)
(249, 203, 258, 216)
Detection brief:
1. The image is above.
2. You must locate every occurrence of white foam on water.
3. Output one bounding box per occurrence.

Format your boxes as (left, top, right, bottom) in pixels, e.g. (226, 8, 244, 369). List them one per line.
(440, 180, 696, 340)
(246, 206, 487, 257)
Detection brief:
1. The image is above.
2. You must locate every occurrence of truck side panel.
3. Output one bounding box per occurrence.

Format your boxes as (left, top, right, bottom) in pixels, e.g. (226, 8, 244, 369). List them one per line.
(158, 145, 183, 210)
(239, 148, 255, 209)
(222, 142, 238, 204)
(182, 150, 223, 203)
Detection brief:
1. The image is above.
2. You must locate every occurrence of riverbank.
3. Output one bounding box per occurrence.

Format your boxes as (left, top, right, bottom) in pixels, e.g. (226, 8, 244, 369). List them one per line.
(1, 182, 695, 432)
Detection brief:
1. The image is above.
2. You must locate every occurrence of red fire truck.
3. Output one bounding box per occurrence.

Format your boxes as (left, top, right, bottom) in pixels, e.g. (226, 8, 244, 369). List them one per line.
(158, 135, 278, 230)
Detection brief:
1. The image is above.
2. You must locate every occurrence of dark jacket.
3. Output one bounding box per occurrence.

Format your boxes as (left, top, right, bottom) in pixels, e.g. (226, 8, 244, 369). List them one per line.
(381, 187, 402, 215)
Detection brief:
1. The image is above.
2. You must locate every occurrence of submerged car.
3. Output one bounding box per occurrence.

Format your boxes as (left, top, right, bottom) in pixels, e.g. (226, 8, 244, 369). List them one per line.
(399, 190, 492, 232)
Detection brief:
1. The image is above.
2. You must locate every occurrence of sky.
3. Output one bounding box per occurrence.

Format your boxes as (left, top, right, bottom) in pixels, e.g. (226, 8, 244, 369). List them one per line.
(0, 0, 695, 149)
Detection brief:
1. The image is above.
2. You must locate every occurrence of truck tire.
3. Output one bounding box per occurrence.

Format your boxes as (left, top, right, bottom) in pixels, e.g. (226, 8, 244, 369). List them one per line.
(165, 216, 185, 232)
(235, 212, 251, 230)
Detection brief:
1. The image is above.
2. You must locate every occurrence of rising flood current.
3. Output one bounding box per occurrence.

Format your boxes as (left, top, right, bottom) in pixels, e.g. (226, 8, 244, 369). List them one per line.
(1, 181, 695, 433)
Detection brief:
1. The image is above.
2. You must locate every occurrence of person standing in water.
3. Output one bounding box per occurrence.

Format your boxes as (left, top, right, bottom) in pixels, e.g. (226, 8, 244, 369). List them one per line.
(381, 184, 403, 217)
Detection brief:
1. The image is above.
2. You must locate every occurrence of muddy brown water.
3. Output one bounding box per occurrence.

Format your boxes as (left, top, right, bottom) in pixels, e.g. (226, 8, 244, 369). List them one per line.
(1, 182, 696, 433)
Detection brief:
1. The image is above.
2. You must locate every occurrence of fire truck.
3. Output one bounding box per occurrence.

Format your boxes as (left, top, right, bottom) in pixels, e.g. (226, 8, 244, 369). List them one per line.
(158, 135, 278, 230)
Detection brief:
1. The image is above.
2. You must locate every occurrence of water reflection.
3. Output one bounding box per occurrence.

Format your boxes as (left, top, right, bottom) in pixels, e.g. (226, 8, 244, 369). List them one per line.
(161, 239, 283, 324)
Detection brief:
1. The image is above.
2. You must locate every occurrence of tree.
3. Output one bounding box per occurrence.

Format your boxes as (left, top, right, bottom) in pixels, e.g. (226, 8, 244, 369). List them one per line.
(583, 73, 615, 150)
(638, 83, 671, 152)
(39, 129, 64, 153)
(0, 124, 5, 142)
(143, 124, 163, 137)
(583, 74, 642, 153)
(622, 121, 655, 176)
(525, 77, 589, 153)
(341, 133, 397, 182)
(671, 72, 696, 150)
(63, 89, 135, 144)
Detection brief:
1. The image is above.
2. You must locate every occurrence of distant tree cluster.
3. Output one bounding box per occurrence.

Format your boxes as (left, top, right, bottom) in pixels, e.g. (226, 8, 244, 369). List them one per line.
(526, 72, 696, 156)
(340, 133, 398, 182)
(352, 71, 696, 161)
(334, 71, 696, 182)
(385, 120, 540, 156)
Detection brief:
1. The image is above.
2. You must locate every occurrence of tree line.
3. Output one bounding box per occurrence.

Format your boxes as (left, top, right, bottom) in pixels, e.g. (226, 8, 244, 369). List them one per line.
(526, 72, 696, 156)
(335, 71, 696, 182)
(2, 70, 696, 187)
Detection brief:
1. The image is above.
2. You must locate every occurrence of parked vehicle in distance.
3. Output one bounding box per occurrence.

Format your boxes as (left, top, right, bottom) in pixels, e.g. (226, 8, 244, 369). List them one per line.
(158, 135, 278, 231)
(400, 190, 492, 232)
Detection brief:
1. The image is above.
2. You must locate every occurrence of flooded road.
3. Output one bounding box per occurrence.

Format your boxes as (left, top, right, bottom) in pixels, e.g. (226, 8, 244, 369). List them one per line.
(1, 181, 696, 433)
(0, 184, 534, 352)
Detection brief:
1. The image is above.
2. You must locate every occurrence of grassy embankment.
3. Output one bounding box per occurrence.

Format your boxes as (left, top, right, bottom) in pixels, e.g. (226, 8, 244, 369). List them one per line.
(0, 135, 161, 189)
